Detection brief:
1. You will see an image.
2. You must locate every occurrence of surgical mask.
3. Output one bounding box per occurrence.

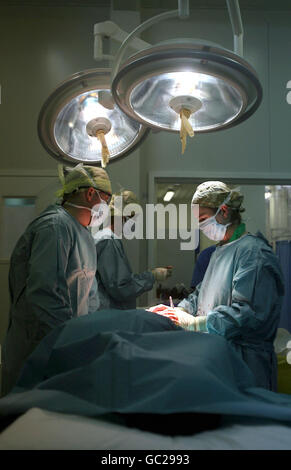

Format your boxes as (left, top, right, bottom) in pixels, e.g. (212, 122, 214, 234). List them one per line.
(199, 212, 231, 241)
(65, 192, 109, 228)
(198, 187, 241, 241)
(199, 192, 234, 241)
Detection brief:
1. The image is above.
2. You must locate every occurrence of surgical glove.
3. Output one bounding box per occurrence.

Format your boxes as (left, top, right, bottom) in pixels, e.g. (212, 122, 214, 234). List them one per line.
(152, 267, 172, 281)
(173, 308, 207, 332)
(147, 304, 179, 324)
(147, 304, 207, 331)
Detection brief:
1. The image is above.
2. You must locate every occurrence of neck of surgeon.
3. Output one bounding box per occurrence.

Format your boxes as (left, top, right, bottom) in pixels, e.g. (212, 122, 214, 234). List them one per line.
(216, 204, 245, 245)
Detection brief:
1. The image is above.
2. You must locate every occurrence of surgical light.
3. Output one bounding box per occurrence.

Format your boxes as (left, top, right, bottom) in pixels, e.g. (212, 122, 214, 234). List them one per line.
(110, 0, 262, 153)
(112, 39, 262, 135)
(38, 69, 149, 168)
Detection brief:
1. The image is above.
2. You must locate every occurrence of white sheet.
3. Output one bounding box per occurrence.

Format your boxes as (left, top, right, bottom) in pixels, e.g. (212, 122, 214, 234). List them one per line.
(0, 408, 291, 450)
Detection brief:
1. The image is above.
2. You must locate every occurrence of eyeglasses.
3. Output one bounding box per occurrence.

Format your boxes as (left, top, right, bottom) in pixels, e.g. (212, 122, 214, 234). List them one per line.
(78, 186, 112, 204)
(98, 191, 112, 204)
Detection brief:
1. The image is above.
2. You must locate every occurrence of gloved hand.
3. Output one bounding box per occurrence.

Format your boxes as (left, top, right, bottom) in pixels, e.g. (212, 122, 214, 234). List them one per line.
(147, 304, 207, 332)
(172, 307, 195, 328)
(151, 266, 173, 281)
(147, 304, 179, 324)
(173, 307, 207, 332)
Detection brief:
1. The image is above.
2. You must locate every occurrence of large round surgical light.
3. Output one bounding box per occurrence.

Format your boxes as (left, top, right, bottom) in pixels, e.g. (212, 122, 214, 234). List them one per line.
(38, 68, 149, 167)
(112, 40, 262, 134)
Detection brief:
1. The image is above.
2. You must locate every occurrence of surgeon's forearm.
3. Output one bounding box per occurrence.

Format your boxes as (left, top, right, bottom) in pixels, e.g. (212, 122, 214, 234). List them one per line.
(106, 271, 155, 302)
(206, 303, 262, 340)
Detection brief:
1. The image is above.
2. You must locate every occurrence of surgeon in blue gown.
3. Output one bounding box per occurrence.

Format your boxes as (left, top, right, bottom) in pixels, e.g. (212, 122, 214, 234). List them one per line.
(1, 163, 112, 396)
(93, 190, 172, 310)
(173, 181, 285, 392)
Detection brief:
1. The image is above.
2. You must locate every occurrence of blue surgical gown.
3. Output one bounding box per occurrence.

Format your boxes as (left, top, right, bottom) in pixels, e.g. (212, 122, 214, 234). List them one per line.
(179, 233, 285, 391)
(94, 228, 154, 310)
(191, 245, 216, 288)
(2, 204, 98, 395)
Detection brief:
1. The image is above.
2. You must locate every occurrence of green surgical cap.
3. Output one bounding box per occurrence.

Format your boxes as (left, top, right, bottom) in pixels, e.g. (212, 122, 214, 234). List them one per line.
(121, 190, 139, 206)
(109, 190, 140, 217)
(56, 163, 112, 199)
(192, 181, 244, 211)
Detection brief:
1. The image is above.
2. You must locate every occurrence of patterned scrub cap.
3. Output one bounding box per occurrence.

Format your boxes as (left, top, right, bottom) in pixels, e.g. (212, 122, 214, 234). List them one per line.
(56, 163, 112, 198)
(192, 181, 244, 211)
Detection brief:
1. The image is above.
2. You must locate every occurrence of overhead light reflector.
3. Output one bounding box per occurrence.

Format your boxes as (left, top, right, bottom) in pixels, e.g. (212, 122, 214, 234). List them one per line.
(38, 68, 150, 167)
(112, 40, 262, 136)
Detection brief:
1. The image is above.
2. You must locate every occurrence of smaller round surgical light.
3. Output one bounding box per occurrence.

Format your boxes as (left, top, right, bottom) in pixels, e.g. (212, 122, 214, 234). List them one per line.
(38, 68, 149, 167)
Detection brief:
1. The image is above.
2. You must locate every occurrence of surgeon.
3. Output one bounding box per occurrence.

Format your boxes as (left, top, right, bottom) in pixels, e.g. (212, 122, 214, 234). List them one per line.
(93, 190, 172, 310)
(1, 163, 112, 396)
(168, 182, 284, 391)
